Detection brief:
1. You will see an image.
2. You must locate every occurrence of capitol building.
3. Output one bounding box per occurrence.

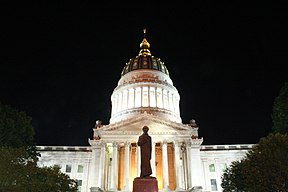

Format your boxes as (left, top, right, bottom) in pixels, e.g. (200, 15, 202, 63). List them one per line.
(37, 31, 252, 192)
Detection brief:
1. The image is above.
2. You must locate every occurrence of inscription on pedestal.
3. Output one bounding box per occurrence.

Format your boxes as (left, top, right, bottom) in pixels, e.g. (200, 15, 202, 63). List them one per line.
(132, 177, 158, 192)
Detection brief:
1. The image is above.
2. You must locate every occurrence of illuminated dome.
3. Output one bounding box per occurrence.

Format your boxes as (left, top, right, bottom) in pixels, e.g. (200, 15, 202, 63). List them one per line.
(110, 30, 182, 123)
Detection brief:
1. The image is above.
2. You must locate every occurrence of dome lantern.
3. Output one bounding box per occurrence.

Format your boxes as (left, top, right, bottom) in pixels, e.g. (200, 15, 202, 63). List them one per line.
(121, 29, 169, 76)
(139, 29, 151, 56)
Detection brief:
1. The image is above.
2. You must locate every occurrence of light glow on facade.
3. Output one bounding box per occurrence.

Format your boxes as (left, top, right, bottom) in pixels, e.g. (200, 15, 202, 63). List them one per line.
(37, 31, 253, 192)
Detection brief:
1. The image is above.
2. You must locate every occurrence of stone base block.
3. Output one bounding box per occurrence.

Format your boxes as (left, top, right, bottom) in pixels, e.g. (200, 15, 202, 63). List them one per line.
(90, 187, 104, 192)
(188, 186, 202, 192)
(132, 177, 158, 192)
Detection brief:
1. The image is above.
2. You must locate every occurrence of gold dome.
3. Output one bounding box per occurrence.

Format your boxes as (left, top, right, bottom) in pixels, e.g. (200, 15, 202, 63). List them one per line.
(121, 29, 169, 76)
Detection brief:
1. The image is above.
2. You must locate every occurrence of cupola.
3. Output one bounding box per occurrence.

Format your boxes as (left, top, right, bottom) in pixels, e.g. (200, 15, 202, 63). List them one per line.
(110, 30, 181, 124)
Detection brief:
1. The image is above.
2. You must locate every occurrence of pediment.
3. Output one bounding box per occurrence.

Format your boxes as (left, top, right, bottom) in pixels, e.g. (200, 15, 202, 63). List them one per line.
(98, 113, 194, 135)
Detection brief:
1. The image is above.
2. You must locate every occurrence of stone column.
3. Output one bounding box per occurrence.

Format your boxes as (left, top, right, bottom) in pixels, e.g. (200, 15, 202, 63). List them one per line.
(162, 141, 170, 191)
(136, 144, 141, 177)
(109, 142, 118, 191)
(161, 88, 164, 108)
(151, 142, 156, 177)
(123, 142, 130, 191)
(140, 86, 143, 107)
(89, 147, 98, 191)
(188, 139, 204, 190)
(88, 139, 104, 192)
(186, 142, 192, 189)
(97, 142, 106, 190)
(148, 86, 150, 106)
(155, 87, 158, 107)
(180, 145, 186, 190)
(174, 141, 184, 191)
(167, 91, 170, 110)
(133, 88, 136, 108)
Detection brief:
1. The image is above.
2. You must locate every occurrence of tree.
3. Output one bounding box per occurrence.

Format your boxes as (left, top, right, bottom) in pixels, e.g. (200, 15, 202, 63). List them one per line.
(272, 82, 288, 134)
(0, 102, 35, 147)
(0, 102, 78, 192)
(0, 147, 78, 192)
(221, 133, 288, 192)
(221, 160, 249, 192)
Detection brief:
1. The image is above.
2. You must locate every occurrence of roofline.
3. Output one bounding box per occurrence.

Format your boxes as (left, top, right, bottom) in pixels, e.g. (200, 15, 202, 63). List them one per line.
(36, 143, 255, 152)
(36, 146, 91, 152)
(200, 144, 255, 151)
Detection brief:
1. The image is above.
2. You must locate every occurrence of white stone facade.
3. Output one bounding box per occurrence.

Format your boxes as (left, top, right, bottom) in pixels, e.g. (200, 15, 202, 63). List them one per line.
(37, 143, 252, 192)
(37, 33, 253, 192)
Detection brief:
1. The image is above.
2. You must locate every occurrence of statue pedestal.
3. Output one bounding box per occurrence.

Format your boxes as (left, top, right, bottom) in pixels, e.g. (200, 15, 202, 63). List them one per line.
(132, 177, 158, 192)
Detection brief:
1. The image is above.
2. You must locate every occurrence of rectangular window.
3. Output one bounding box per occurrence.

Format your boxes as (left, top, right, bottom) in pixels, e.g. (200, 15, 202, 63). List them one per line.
(65, 164, 72, 173)
(133, 60, 138, 69)
(77, 180, 82, 192)
(54, 164, 61, 169)
(143, 58, 148, 68)
(209, 164, 215, 172)
(77, 165, 84, 173)
(163, 90, 168, 109)
(135, 87, 141, 107)
(149, 87, 156, 107)
(220, 163, 227, 171)
(142, 86, 148, 107)
(152, 60, 158, 69)
(125, 65, 129, 73)
(156, 88, 163, 108)
(210, 179, 218, 191)
(77, 179, 82, 186)
(122, 90, 128, 110)
(128, 88, 134, 108)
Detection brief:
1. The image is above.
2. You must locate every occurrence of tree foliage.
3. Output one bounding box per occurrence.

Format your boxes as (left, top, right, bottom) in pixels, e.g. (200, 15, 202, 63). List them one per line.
(0, 102, 35, 147)
(0, 102, 77, 192)
(0, 147, 77, 192)
(0, 102, 38, 160)
(221, 133, 288, 192)
(272, 82, 288, 134)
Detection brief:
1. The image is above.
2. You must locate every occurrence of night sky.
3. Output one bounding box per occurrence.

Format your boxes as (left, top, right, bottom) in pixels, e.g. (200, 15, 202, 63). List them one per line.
(1, 1, 286, 146)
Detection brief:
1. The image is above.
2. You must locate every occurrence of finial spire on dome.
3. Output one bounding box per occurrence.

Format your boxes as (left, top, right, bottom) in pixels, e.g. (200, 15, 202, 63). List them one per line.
(139, 28, 151, 55)
(143, 28, 146, 38)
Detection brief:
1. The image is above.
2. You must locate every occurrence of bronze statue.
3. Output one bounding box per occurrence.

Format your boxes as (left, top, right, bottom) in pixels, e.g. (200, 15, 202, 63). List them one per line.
(137, 126, 152, 178)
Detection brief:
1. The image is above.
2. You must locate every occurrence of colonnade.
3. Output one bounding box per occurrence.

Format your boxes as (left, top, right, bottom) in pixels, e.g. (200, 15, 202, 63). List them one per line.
(111, 86, 180, 119)
(89, 139, 203, 192)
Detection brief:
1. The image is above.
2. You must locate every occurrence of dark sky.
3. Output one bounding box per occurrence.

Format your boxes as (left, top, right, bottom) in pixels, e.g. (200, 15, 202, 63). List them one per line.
(1, 1, 286, 146)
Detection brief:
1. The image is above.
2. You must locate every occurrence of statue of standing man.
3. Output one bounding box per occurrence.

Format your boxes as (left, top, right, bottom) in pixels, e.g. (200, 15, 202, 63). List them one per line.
(137, 126, 152, 178)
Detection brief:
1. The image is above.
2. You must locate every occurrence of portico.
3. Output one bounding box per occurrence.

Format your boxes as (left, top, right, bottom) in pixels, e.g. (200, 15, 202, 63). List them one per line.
(88, 113, 203, 191)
